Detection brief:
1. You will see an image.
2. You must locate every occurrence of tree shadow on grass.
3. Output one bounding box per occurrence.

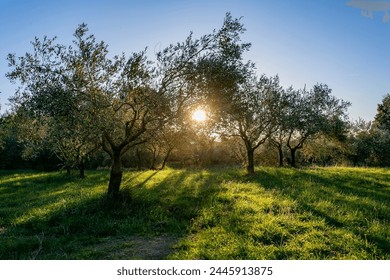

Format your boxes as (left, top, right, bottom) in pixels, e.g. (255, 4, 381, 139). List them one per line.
(4, 167, 388, 259)
(0, 169, 224, 259)
(245, 168, 390, 258)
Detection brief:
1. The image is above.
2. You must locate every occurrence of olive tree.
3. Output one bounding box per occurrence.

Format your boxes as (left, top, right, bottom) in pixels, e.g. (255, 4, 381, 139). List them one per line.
(268, 86, 293, 167)
(284, 84, 350, 167)
(228, 75, 282, 174)
(193, 14, 284, 174)
(7, 34, 99, 177)
(6, 25, 162, 194)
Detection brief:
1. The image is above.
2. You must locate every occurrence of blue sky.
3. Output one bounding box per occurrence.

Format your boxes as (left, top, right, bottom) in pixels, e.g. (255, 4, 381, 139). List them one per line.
(0, 0, 389, 121)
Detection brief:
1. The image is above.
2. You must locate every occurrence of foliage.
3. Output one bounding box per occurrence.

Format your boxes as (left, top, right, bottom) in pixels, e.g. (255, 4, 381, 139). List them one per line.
(346, 119, 390, 167)
(229, 75, 283, 174)
(4, 12, 390, 179)
(374, 93, 390, 131)
(0, 113, 61, 170)
(282, 84, 350, 167)
(6, 14, 264, 194)
(300, 134, 349, 166)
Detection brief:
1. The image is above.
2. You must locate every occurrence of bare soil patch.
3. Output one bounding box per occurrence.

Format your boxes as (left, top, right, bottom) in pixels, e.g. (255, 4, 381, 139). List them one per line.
(91, 235, 179, 259)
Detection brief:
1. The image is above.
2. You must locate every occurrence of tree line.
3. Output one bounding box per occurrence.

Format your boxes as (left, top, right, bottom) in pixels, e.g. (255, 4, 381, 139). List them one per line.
(1, 14, 389, 198)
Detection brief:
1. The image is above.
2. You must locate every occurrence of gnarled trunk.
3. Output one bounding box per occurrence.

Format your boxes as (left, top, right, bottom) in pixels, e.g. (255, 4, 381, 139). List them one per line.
(108, 151, 122, 198)
(290, 148, 297, 168)
(246, 148, 255, 175)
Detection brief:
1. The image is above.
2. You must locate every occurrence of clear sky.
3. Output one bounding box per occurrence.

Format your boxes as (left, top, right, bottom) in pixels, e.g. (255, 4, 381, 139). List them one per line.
(1, 0, 389, 121)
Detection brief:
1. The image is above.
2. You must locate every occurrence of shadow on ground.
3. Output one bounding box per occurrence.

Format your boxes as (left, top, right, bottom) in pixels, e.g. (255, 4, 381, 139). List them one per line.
(0, 169, 222, 259)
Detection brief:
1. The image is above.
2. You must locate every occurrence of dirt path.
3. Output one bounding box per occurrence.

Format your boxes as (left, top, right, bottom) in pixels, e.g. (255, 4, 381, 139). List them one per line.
(91, 235, 179, 259)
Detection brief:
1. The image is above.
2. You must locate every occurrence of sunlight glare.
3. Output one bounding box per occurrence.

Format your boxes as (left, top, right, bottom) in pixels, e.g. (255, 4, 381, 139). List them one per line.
(192, 109, 207, 122)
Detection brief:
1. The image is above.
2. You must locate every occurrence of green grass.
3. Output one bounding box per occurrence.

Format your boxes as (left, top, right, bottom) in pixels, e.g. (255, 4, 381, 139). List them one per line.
(0, 167, 389, 259)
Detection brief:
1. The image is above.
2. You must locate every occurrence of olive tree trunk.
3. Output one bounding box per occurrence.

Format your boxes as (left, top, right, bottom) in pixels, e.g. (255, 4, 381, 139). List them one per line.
(246, 148, 255, 175)
(108, 150, 123, 198)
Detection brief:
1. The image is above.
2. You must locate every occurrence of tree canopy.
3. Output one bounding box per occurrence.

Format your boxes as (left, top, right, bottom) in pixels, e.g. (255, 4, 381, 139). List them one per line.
(7, 14, 275, 195)
(375, 93, 390, 132)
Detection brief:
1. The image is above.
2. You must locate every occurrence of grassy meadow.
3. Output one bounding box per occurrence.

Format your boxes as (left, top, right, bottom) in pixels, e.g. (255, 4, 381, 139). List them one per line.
(0, 167, 389, 259)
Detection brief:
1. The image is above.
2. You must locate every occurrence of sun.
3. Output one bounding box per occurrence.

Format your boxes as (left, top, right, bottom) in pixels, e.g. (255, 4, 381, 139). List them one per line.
(192, 109, 207, 122)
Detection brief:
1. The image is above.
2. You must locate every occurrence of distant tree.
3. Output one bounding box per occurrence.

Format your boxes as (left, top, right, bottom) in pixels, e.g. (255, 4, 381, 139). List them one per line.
(229, 75, 282, 174)
(268, 122, 286, 167)
(346, 119, 374, 166)
(136, 124, 183, 170)
(12, 87, 99, 177)
(371, 129, 390, 166)
(153, 123, 187, 170)
(268, 86, 293, 167)
(374, 93, 390, 131)
(204, 68, 282, 174)
(372, 94, 390, 166)
(284, 84, 350, 167)
(300, 134, 349, 166)
(347, 95, 390, 167)
(0, 113, 28, 169)
(0, 112, 61, 170)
